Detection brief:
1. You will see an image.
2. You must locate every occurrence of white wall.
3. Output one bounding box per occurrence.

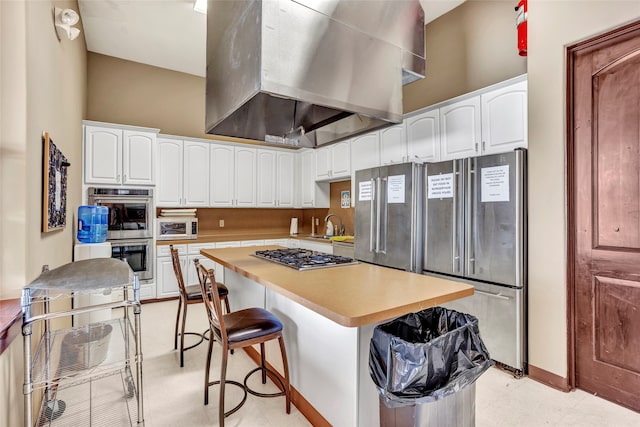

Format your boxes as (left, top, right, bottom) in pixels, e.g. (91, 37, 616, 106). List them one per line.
(527, 0, 640, 377)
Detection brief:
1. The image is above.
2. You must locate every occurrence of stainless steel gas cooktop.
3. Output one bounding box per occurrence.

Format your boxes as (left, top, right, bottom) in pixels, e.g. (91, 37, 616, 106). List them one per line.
(253, 248, 358, 271)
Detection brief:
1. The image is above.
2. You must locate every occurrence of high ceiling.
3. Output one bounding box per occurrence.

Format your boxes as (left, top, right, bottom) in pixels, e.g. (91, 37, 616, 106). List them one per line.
(78, 0, 465, 77)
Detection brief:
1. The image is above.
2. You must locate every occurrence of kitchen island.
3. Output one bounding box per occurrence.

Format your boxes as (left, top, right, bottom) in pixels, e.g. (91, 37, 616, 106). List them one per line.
(200, 246, 473, 427)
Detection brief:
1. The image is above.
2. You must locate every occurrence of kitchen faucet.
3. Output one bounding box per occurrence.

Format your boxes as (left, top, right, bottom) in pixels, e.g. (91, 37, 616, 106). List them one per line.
(324, 213, 345, 236)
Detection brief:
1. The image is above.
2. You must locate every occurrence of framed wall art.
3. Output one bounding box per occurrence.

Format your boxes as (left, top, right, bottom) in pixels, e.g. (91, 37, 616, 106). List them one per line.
(42, 132, 70, 232)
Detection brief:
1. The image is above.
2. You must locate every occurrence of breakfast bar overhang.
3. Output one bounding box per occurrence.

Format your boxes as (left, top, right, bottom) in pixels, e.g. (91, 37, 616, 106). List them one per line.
(200, 246, 474, 427)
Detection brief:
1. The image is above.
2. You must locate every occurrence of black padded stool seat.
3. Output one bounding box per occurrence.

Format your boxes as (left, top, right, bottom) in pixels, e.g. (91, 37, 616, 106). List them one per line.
(184, 282, 228, 301)
(221, 308, 282, 343)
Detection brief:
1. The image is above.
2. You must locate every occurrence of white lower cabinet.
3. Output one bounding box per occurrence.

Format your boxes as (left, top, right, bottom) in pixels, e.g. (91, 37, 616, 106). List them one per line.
(264, 238, 289, 247)
(298, 239, 333, 254)
(156, 244, 187, 298)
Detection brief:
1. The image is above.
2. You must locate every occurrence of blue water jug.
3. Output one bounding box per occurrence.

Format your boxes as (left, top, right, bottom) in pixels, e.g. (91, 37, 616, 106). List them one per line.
(77, 205, 108, 243)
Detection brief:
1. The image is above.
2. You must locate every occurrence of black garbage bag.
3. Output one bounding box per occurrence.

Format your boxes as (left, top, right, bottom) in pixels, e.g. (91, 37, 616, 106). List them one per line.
(369, 306, 493, 408)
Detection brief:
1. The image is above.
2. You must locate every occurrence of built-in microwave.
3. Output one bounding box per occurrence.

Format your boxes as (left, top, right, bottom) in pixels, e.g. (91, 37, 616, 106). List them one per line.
(88, 187, 153, 240)
(156, 217, 198, 241)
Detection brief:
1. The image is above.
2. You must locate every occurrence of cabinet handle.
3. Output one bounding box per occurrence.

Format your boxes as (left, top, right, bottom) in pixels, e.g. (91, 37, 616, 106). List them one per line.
(123, 174, 127, 182)
(482, 141, 486, 152)
(475, 142, 478, 152)
(117, 174, 121, 182)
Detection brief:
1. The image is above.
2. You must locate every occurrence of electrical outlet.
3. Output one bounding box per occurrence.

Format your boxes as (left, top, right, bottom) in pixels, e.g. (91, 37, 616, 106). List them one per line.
(219, 219, 224, 227)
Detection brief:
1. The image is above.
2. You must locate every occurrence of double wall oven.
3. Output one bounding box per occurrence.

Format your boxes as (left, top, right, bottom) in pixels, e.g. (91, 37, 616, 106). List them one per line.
(88, 187, 154, 282)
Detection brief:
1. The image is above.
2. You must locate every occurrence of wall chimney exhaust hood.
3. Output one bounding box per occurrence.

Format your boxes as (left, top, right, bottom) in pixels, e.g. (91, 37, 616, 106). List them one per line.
(205, 0, 425, 148)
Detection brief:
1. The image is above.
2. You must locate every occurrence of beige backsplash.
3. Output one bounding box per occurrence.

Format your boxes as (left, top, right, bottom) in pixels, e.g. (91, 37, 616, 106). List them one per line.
(186, 180, 354, 237)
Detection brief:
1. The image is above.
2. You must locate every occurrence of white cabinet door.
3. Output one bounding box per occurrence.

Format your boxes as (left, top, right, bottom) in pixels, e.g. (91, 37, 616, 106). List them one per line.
(265, 238, 289, 247)
(183, 140, 210, 207)
(351, 133, 380, 174)
(380, 124, 407, 165)
(331, 141, 351, 178)
(315, 146, 332, 180)
(210, 144, 235, 207)
(406, 108, 440, 162)
(440, 96, 481, 160)
(257, 149, 277, 207)
(122, 130, 155, 185)
(84, 125, 122, 184)
(234, 147, 257, 207)
(157, 255, 187, 298)
(156, 137, 184, 207)
(301, 150, 316, 207)
(481, 80, 528, 155)
(240, 240, 266, 247)
(276, 152, 295, 207)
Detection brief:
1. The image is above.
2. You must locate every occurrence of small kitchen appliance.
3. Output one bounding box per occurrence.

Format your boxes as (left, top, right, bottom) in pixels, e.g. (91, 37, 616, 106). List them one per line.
(156, 217, 198, 241)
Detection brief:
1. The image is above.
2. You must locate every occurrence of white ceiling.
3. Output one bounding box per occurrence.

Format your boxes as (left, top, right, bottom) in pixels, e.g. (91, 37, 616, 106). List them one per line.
(78, 0, 465, 78)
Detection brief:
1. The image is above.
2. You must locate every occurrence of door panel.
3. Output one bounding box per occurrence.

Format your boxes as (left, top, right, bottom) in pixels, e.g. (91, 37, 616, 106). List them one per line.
(466, 151, 524, 287)
(572, 22, 640, 411)
(442, 282, 524, 371)
(424, 159, 464, 276)
(354, 167, 378, 264)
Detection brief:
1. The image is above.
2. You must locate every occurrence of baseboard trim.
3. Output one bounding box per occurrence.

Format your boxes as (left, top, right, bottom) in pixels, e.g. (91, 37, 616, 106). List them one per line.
(528, 364, 571, 392)
(243, 346, 331, 427)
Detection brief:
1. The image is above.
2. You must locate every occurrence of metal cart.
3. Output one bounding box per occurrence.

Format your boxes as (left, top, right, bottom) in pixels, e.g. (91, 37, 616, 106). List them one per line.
(21, 258, 144, 426)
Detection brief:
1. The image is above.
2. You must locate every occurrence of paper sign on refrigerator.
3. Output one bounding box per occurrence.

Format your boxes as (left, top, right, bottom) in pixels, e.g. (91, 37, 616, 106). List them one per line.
(387, 175, 405, 204)
(481, 165, 510, 202)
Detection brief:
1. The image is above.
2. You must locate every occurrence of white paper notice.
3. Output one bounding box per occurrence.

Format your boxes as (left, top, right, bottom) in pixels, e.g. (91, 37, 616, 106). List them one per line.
(55, 171, 62, 210)
(387, 175, 405, 204)
(359, 181, 373, 201)
(428, 173, 454, 199)
(481, 165, 510, 202)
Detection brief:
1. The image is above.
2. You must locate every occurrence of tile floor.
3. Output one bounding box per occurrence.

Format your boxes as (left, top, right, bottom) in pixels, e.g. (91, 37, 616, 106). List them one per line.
(139, 300, 640, 426)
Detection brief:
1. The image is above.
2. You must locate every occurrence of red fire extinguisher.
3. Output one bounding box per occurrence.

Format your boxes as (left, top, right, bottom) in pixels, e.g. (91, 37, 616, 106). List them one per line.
(515, 0, 527, 56)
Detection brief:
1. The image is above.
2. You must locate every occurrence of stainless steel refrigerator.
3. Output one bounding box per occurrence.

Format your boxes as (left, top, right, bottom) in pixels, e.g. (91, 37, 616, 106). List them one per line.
(354, 162, 424, 272)
(424, 149, 527, 374)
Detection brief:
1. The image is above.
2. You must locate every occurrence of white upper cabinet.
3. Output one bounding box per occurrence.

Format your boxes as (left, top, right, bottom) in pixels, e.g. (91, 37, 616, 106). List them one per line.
(156, 137, 210, 207)
(380, 124, 407, 165)
(276, 151, 295, 207)
(209, 144, 235, 206)
(257, 149, 277, 207)
(439, 96, 481, 161)
(183, 140, 210, 206)
(405, 108, 440, 162)
(315, 140, 351, 181)
(210, 144, 256, 207)
(299, 149, 329, 208)
(122, 131, 155, 185)
(234, 146, 257, 207)
(481, 79, 528, 155)
(156, 137, 183, 206)
(84, 123, 156, 185)
(351, 133, 380, 174)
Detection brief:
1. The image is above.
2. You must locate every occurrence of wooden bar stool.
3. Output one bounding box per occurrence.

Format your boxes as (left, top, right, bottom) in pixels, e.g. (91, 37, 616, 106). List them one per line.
(170, 245, 230, 367)
(194, 259, 291, 426)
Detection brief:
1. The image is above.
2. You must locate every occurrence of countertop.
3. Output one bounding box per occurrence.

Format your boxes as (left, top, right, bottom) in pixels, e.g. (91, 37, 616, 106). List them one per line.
(200, 245, 473, 327)
(157, 233, 354, 246)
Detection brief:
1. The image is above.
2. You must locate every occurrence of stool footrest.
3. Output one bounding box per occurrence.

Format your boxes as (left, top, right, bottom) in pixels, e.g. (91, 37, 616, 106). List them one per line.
(244, 366, 287, 398)
(179, 329, 210, 352)
(206, 379, 248, 418)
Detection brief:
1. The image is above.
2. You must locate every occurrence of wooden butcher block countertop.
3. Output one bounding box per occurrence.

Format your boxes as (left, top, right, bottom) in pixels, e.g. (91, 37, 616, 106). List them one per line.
(200, 246, 473, 328)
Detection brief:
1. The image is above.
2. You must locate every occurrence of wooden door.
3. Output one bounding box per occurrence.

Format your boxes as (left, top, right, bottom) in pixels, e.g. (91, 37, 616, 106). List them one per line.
(570, 21, 640, 412)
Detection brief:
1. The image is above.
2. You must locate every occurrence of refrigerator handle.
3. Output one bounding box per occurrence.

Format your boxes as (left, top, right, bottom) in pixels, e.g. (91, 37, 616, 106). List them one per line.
(515, 150, 523, 287)
(380, 177, 388, 254)
(369, 178, 376, 253)
(375, 177, 382, 253)
(466, 158, 475, 275)
(452, 161, 459, 274)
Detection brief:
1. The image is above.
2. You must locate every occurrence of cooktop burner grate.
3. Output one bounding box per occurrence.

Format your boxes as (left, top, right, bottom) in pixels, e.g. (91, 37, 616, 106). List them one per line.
(253, 248, 358, 271)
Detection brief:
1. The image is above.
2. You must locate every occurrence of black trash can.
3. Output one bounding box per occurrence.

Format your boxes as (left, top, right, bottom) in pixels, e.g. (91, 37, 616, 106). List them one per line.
(369, 307, 493, 427)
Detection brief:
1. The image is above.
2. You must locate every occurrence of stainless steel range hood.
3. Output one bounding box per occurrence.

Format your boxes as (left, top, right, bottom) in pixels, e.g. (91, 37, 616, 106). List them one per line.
(205, 0, 425, 148)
